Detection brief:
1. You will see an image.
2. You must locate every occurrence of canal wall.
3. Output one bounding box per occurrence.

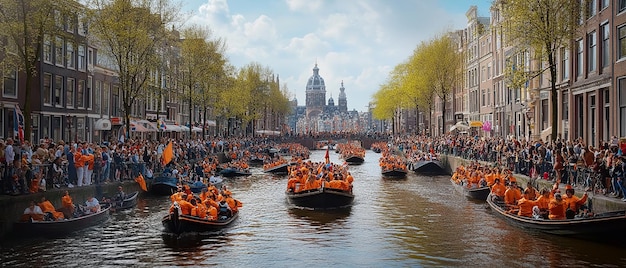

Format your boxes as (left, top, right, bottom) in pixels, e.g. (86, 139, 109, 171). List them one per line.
(442, 155, 626, 213)
(0, 181, 142, 240)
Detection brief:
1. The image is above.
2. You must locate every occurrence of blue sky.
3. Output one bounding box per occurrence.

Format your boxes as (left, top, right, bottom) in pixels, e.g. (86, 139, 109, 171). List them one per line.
(182, 0, 492, 111)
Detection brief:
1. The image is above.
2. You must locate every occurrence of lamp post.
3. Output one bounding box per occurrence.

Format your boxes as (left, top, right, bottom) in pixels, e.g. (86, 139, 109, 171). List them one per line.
(526, 107, 534, 140)
(66, 114, 72, 143)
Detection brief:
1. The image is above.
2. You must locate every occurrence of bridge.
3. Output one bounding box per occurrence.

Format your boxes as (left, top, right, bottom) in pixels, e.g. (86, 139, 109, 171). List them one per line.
(271, 133, 389, 150)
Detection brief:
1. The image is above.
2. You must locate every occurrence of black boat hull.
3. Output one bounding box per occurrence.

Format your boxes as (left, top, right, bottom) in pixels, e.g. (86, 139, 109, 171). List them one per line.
(286, 188, 354, 210)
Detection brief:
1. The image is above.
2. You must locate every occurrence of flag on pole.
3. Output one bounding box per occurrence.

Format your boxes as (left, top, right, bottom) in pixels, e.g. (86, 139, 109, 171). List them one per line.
(13, 104, 24, 143)
(162, 141, 173, 166)
(324, 147, 330, 164)
(135, 173, 147, 192)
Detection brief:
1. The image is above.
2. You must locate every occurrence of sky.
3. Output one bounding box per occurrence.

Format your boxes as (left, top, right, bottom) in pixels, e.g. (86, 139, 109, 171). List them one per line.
(182, 0, 492, 112)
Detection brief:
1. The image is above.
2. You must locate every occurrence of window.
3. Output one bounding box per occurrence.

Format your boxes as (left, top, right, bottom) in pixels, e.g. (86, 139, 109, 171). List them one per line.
(621, 0, 626, 13)
(66, 14, 75, 33)
(77, 80, 84, 108)
(43, 73, 52, 105)
(601, 0, 608, 10)
(78, 45, 85, 71)
(102, 82, 109, 116)
(88, 48, 94, 67)
(43, 35, 52, 63)
(620, 78, 626, 136)
(66, 42, 75, 69)
(93, 78, 100, 115)
(561, 48, 569, 80)
(78, 14, 87, 36)
(542, 99, 548, 129)
(3, 69, 17, 98)
(588, 0, 596, 18)
(55, 37, 64, 67)
(577, 39, 583, 76)
(588, 31, 596, 73)
(66, 78, 74, 108)
(602, 24, 610, 68)
(54, 10, 62, 28)
(604, 89, 610, 142)
(620, 25, 626, 60)
(54, 75, 63, 107)
(562, 91, 569, 120)
(85, 76, 91, 109)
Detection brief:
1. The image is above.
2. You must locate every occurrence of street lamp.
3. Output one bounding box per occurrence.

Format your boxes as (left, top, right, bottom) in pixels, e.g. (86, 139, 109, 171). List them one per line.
(66, 114, 72, 143)
(526, 108, 534, 139)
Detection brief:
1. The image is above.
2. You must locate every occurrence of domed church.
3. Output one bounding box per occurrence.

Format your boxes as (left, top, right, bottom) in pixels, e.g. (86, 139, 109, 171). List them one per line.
(305, 63, 348, 119)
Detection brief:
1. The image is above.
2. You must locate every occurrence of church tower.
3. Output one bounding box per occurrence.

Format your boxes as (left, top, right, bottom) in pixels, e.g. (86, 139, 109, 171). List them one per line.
(305, 63, 326, 119)
(338, 80, 347, 113)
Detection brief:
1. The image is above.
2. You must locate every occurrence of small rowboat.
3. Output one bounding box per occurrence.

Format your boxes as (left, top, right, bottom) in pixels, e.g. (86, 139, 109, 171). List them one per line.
(344, 155, 365, 165)
(486, 194, 626, 239)
(450, 179, 490, 201)
(286, 187, 354, 210)
(264, 163, 290, 175)
(14, 204, 111, 237)
(410, 160, 448, 175)
(104, 191, 139, 211)
(381, 168, 408, 178)
(150, 175, 178, 195)
(220, 168, 252, 177)
(162, 209, 239, 234)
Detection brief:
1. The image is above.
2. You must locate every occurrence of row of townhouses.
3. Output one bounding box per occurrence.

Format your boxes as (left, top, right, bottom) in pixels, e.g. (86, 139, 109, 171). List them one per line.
(406, 1, 626, 148)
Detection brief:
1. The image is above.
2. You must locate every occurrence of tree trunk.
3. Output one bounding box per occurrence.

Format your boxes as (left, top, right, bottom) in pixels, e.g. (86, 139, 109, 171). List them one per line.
(441, 93, 447, 136)
(548, 48, 558, 142)
(23, 66, 33, 142)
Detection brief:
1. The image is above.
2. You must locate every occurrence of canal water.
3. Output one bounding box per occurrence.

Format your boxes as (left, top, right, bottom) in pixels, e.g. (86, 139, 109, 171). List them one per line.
(2, 150, 625, 267)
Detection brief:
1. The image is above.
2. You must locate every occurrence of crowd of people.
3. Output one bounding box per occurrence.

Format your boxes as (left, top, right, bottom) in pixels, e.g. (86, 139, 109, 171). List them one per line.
(169, 184, 242, 221)
(286, 159, 354, 193)
(21, 190, 109, 222)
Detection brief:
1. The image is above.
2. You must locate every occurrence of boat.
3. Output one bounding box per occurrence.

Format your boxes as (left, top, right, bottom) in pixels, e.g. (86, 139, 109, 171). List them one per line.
(14, 204, 111, 237)
(344, 155, 365, 165)
(486, 194, 626, 238)
(220, 167, 252, 177)
(264, 163, 290, 175)
(286, 187, 354, 210)
(381, 168, 408, 178)
(184, 181, 208, 193)
(149, 175, 179, 195)
(162, 208, 239, 234)
(451, 179, 490, 201)
(248, 157, 265, 166)
(411, 160, 448, 175)
(104, 191, 139, 211)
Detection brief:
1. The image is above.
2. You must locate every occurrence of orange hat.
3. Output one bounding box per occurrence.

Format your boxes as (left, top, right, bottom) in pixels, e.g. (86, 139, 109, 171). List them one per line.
(565, 184, 573, 190)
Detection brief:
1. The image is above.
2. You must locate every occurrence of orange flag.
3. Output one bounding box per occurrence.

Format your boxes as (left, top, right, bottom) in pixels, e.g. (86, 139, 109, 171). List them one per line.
(162, 141, 173, 166)
(135, 173, 147, 192)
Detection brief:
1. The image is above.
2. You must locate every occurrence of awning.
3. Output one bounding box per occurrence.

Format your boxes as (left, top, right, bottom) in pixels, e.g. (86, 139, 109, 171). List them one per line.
(541, 127, 552, 141)
(94, 118, 112, 131)
(164, 124, 181, 132)
(449, 122, 470, 132)
(256, 130, 281, 135)
(469, 121, 483, 128)
(137, 119, 158, 131)
(192, 126, 203, 132)
(206, 120, 216, 127)
(130, 121, 152, 132)
(180, 125, 190, 132)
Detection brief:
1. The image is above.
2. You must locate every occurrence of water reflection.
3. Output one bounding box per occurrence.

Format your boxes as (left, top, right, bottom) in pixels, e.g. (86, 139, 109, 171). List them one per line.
(287, 207, 352, 226)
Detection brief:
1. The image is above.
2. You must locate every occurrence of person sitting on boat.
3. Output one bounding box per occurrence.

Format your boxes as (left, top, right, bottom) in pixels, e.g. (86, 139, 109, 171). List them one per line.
(207, 202, 218, 220)
(221, 185, 232, 197)
(534, 189, 551, 219)
(562, 184, 588, 218)
(548, 193, 567, 220)
(177, 194, 194, 215)
(191, 197, 208, 219)
(490, 178, 506, 201)
(218, 199, 232, 219)
(504, 180, 522, 208)
(84, 196, 101, 214)
(524, 182, 538, 201)
(170, 188, 184, 203)
(59, 190, 75, 219)
(39, 196, 64, 221)
(225, 192, 243, 213)
(21, 200, 45, 222)
(517, 189, 539, 217)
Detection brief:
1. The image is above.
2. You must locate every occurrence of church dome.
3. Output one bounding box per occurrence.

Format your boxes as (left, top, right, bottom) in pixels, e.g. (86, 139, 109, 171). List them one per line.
(328, 96, 335, 106)
(306, 64, 326, 91)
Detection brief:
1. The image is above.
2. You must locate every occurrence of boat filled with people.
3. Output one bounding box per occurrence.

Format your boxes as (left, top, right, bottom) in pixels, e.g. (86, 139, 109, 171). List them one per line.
(379, 150, 408, 179)
(336, 142, 365, 165)
(285, 154, 354, 209)
(450, 163, 493, 201)
(263, 158, 291, 175)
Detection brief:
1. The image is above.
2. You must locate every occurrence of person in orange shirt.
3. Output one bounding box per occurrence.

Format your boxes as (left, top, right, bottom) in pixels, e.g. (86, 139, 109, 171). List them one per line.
(225, 193, 242, 212)
(84, 153, 95, 186)
(517, 189, 538, 217)
(504, 181, 522, 208)
(39, 196, 64, 220)
(207, 204, 218, 220)
(176, 194, 194, 215)
(74, 149, 85, 187)
(60, 190, 75, 219)
(562, 184, 588, 217)
(490, 178, 507, 201)
(534, 189, 551, 219)
(548, 193, 567, 220)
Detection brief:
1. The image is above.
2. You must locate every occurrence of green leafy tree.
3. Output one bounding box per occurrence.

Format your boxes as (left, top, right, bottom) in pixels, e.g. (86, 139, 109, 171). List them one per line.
(500, 0, 581, 140)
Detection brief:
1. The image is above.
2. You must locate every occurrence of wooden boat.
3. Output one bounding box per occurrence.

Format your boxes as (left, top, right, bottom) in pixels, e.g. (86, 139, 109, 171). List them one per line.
(248, 157, 265, 166)
(104, 191, 139, 211)
(486, 194, 626, 238)
(162, 208, 239, 234)
(286, 188, 354, 210)
(450, 179, 490, 201)
(411, 160, 448, 175)
(344, 155, 365, 165)
(184, 181, 208, 193)
(264, 163, 290, 175)
(14, 204, 111, 237)
(381, 168, 408, 178)
(150, 175, 178, 195)
(220, 168, 252, 177)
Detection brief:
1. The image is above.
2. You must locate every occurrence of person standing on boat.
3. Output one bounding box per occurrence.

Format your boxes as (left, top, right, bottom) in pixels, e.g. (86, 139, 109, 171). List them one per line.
(490, 178, 506, 201)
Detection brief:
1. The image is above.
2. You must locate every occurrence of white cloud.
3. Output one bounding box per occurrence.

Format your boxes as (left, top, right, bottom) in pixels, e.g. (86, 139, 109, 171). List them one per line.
(243, 15, 277, 41)
(285, 0, 322, 12)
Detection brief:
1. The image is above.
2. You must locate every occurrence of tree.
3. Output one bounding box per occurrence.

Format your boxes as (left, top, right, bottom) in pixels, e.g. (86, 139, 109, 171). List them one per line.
(500, 0, 581, 140)
(0, 0, 73, 140)
(86, 0, 180, 139)
(419, 34, 462, 135)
